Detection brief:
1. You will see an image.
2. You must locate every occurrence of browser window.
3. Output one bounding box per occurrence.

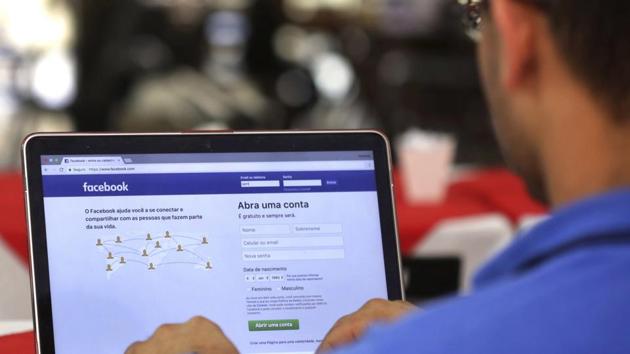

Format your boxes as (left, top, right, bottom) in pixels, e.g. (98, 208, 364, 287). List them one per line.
(40, 151, 388, 354)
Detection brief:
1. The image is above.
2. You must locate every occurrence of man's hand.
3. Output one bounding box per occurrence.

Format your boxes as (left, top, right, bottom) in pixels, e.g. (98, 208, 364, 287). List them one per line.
(317, 299, 417, 353)
(125, 316, 239, 354)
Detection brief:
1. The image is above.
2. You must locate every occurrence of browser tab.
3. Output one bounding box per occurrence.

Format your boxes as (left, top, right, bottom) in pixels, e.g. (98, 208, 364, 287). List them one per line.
(60, 156, 125, 166)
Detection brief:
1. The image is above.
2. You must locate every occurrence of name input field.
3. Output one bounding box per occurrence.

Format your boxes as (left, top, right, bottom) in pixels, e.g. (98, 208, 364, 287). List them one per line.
(283, 179, 322, 187)
(240, 180, 280, 188)
(242, 236, 344, 249)
(242, 249, 345, 261)
(240, 225, 291, 235)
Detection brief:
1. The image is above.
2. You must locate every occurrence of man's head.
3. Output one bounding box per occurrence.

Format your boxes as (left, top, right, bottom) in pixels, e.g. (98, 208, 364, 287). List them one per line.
(466, 0, 630, 205)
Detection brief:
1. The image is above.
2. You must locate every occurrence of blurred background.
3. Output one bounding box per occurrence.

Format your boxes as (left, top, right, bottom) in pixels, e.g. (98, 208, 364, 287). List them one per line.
(0, 0, 502, 168)
(0, 1, 548, 331)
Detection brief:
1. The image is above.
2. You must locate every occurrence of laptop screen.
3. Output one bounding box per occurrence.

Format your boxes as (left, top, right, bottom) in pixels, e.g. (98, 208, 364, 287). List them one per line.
(39, 151, 388, 354)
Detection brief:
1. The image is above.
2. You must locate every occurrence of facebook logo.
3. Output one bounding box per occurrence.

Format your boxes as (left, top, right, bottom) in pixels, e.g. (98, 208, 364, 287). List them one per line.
(82, 182, 129, 193)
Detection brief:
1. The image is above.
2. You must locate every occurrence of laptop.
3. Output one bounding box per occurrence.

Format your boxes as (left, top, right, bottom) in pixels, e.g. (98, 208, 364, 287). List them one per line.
(22, 131, 403, 354)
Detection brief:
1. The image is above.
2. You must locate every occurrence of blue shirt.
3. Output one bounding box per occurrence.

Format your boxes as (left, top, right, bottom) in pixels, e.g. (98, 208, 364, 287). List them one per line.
(334, 189, 630, 354)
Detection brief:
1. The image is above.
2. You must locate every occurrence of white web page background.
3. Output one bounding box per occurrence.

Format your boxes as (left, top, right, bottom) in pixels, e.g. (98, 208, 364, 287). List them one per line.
(43, 191, 387, 354)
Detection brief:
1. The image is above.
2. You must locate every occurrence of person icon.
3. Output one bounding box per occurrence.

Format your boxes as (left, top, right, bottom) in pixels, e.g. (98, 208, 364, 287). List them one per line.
(96, 238, 103, 246)
(142, 249, 148, 257)
(115, 236, 122, 243)
(120, 256, 126, 264)
(201, 237, 208, 245)
(165, 231, 171, 238)
(177, 244, 184, 252)
(155, 240, 162, 249)
(107, 252, 114, 259)
(106, 264, 113, 272)
(146, 233, 152, 241)
(148, 263, 156, 270)
(205, 261, 213, 270)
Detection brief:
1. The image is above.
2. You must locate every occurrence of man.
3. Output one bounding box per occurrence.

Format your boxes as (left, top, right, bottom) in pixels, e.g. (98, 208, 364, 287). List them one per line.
(126, 0, 630, 353)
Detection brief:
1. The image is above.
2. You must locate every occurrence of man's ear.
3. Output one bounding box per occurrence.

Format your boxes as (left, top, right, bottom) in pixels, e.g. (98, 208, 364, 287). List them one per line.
(490, 0, 539, 90)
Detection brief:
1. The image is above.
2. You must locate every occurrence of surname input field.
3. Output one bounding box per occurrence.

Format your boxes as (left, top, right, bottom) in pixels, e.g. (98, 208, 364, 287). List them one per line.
(242, 236, 344, 249)
(242, 249, 345, 261)
(293, 224, 342, 234)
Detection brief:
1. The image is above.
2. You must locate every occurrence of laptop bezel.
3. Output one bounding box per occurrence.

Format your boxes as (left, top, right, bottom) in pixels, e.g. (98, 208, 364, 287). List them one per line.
(22, 130, 404, 354)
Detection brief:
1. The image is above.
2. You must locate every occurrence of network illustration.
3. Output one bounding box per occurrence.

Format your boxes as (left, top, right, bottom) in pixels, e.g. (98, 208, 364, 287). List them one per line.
(96, 231, 213, 275)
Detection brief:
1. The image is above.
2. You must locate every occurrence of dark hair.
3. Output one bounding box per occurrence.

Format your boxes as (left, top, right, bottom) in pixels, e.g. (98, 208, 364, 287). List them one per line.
(536, 1, 630, 120)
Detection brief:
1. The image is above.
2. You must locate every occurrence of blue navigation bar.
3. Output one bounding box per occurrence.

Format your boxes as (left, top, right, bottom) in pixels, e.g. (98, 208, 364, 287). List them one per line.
(42, 170, 377, 197)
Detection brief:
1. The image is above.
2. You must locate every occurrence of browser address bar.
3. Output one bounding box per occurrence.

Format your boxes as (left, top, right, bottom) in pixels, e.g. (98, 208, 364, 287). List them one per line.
(44, 160, 374, 175)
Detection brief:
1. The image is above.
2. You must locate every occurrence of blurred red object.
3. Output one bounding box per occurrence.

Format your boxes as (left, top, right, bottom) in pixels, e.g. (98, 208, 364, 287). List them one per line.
(394, 168, 547, 254)
(0, 332, 35, 354)
(0, 173, 28, 265)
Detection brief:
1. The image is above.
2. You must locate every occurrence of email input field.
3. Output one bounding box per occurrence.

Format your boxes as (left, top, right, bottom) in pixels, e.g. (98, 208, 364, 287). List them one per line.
(242, 236, 344, 249)
(240, 180, 280, 188)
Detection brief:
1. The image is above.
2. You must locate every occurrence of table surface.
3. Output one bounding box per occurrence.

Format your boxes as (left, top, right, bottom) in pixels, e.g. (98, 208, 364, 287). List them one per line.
(0, 169, 545, 352)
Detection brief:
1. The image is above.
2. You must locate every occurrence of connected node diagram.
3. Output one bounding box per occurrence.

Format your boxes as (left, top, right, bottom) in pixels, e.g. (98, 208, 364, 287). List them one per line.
(96, 231, 213, 275)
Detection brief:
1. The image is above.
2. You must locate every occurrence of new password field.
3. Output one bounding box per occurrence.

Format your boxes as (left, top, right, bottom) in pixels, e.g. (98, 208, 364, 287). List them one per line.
(242, 249, 345, 261)
(242, 236, 344, 249)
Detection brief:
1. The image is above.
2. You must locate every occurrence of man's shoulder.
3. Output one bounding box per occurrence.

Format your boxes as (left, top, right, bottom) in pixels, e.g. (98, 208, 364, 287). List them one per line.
(342, 244, 630, 354)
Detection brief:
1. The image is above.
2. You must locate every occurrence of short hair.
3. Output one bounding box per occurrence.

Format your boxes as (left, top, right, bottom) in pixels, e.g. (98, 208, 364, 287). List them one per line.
(534, 1, 630, 120)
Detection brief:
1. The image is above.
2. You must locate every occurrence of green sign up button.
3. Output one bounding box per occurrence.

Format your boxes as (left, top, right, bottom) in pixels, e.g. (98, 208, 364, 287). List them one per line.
(249, 319, 300, 331)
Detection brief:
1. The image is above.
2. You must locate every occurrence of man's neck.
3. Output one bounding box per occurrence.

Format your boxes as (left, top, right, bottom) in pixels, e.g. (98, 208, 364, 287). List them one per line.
(539, 82, 630, 208)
